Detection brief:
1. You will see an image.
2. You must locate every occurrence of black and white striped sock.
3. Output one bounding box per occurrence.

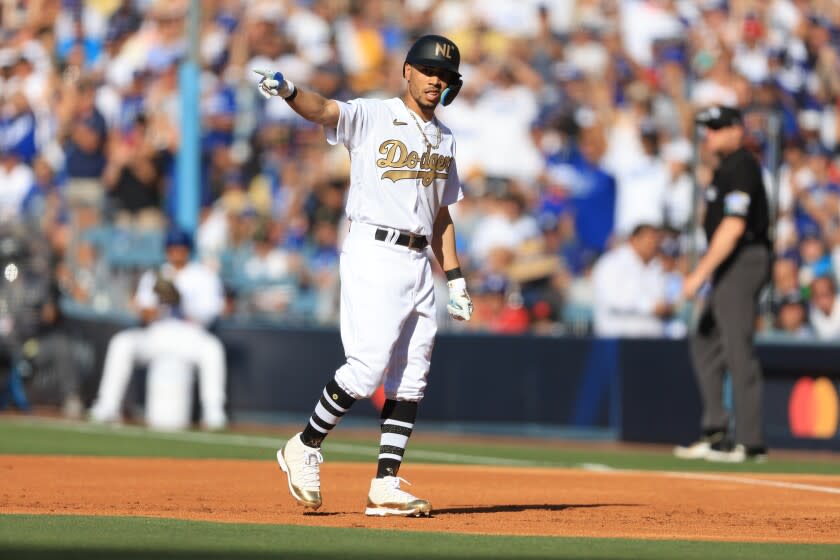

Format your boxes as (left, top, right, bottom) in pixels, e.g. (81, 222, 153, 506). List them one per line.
(300, 379, 356, 448)
(376, 399, 418, 478)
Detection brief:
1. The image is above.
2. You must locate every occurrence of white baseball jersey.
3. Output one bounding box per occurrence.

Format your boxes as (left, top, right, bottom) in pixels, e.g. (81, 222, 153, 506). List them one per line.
(135, 262, 224, 327)
(326, 97, 463, 236)
(325, 97, 464, 401)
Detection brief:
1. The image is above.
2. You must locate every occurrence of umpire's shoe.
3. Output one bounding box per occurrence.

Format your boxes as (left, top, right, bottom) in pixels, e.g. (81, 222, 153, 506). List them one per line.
(673, 429, 726, 460)
(276, 433, 323, 510)
(365, 476, 431, 517)
(705, 443, 768, 464)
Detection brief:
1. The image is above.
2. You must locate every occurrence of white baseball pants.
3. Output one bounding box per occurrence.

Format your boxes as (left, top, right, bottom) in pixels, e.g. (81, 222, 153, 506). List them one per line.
(91, 319, 227, 425)
(334, 223, 437, 401)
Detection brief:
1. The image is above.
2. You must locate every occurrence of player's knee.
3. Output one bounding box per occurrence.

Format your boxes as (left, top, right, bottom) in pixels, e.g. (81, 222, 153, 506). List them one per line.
(335, 363, 381, 399)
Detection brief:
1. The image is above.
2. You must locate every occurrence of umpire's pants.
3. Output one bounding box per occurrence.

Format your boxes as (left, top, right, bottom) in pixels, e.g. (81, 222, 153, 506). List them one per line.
(690, 244, 770, 448)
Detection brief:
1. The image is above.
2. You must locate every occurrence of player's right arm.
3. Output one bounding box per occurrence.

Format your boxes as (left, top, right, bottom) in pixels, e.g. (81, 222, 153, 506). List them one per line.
(253, 69, 339, 129)
(286, 88, 340, 129)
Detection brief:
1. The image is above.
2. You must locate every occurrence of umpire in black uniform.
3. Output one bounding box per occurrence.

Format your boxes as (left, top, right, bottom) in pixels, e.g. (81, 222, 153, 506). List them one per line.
(675, 106, 770, 463)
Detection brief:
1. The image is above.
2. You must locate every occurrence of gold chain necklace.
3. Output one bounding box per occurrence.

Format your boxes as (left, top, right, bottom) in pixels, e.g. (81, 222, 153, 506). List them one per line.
(406, 106, 441, 152)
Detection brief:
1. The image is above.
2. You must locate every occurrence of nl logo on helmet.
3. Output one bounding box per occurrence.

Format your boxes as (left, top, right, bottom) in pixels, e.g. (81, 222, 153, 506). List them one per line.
(435, 43, 453, 59)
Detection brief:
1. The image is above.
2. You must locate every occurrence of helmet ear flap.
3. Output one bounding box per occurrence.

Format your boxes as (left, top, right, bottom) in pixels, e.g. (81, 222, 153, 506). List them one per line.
(441, 78, 462, 107)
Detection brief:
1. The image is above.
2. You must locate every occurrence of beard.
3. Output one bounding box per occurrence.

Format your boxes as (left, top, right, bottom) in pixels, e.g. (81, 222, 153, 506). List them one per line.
(412, 83, 441, 110)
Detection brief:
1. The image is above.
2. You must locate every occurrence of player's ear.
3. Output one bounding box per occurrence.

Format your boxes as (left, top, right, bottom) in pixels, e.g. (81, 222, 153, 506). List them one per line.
(403, 62, 409, 79)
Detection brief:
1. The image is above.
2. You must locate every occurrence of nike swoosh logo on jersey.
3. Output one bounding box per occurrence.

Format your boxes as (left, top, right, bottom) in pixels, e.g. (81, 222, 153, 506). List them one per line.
(393, 119, 408, 126)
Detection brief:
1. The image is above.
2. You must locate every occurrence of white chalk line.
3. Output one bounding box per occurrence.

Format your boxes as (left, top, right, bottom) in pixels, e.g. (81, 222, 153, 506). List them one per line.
(0, 416, 540, 466)
(577, 463, 840, 496)
(662, 470, 840, 496)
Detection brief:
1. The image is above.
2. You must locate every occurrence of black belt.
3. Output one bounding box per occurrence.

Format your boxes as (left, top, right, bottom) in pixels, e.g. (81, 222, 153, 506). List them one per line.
(374, 228, 428, 250)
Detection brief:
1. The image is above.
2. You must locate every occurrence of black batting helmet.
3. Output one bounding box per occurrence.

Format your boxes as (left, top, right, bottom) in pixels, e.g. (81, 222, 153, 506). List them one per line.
(404, 34, 461, 77)
(404, 35, 463, 106)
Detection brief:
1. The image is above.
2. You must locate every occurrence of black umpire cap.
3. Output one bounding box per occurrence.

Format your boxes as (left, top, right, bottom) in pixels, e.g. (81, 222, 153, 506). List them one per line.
(695, 105, 743, 129)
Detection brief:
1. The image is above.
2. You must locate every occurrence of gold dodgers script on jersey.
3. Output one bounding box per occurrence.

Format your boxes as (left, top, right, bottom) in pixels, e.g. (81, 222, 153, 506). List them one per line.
(376, 140, 451, 187)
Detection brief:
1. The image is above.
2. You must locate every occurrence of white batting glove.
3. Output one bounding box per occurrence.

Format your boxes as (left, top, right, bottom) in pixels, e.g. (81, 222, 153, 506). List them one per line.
(446, 277, 473, 321)
(253, 68, 295, 100)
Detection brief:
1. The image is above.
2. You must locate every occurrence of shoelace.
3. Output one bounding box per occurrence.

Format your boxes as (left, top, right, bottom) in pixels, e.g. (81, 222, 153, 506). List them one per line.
(299, 449, 323, 490)
(382, 476, 418, 500)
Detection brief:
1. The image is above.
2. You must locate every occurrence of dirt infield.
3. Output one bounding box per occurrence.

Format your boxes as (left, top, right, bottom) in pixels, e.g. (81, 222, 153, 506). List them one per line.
(2, 455, 839, 543)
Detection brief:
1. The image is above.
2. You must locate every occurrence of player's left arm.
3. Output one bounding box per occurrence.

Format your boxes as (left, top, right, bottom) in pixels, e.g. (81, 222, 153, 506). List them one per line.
(432, 206, 459, 273)
(432, 207, 472, 321)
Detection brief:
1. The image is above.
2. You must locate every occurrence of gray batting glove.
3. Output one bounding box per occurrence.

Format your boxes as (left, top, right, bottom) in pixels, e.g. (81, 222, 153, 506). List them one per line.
(253, 68, 295, 100)
(447, 278, 473, 321)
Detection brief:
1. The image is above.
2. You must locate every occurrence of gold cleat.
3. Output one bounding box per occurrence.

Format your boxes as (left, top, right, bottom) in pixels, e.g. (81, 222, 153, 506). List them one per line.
(364, 476, 432, 517)
(276, 434, 323, 510)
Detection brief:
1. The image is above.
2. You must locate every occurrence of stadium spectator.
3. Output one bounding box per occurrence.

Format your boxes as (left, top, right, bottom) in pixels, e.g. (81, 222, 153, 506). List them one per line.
(772, 249, 801, 298)
(565, 122, 617, 257)
(469, 274, 530, 335)
(610, 117, 669, 236)
(797, 232, 833, 288)
(808, 275, 840, 340)
(469, 190, 540, 266)
(0, 0, 837, 342)
(0, 144, 34, 223)
(661, 138, 695, 231)
(57, 77, 108, 210)
(792, 144, 839, 239)
(241, 221, 303, 315)
(102, 113, 170, 229)
(591, 224, 672, 338)
(772, 291, 813, 339)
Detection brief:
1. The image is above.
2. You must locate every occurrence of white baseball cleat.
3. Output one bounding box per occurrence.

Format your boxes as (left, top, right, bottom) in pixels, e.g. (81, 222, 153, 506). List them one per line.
(673, 440, 713, 460)
(365, 476, 431, 517)
(705, 443, 768, 464)
(673, 430, 725, 460)
(276, 433, 323, 510)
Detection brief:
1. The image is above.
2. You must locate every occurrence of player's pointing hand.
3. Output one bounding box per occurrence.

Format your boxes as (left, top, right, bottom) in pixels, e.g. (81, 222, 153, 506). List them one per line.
(253, 68, 295, 100)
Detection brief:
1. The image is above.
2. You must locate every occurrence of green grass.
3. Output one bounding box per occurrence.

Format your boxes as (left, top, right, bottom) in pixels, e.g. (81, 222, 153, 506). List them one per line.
(2, 417, 837, 558)
(1, 417, 839, 475)
(1, 515, 837, 560)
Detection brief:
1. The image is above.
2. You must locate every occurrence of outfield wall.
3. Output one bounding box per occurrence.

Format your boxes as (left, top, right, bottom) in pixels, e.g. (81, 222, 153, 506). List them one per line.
(65, 318, 840, 451)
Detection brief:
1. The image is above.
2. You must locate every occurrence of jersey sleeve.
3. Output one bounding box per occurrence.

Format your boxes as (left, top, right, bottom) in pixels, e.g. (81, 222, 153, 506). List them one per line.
(723, 157, 763, 218)
(324, 98, 373, 151)
(181, 267, 224, 326)
(440, 139, 464, 207)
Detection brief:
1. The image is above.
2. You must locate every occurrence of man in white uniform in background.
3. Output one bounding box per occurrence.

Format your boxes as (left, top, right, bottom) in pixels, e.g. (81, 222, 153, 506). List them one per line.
(255, 34, 472, 517)
(89, 229, 228, 430)
(592, 224, 672, 338)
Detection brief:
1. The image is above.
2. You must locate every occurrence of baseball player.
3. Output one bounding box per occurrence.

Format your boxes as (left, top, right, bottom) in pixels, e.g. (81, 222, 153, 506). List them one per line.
(89, 229, 228, 430)
(256, 34, 472, 517)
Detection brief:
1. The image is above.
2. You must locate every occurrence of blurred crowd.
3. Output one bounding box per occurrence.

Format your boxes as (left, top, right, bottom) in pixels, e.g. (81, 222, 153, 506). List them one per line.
(1, 0, 840, 341)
